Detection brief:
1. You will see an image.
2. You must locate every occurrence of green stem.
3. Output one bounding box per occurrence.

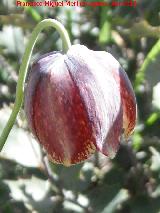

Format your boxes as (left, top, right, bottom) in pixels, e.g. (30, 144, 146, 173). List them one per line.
(135, 38, 160, 91)
(0, 19, 71, 151)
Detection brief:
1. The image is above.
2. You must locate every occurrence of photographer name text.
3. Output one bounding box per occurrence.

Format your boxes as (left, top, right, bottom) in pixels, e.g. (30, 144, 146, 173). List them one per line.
(16, 0, 137, 7)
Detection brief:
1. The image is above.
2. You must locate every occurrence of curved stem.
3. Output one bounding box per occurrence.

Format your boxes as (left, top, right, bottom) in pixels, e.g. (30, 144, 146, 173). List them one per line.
(0, 19, 71, 151)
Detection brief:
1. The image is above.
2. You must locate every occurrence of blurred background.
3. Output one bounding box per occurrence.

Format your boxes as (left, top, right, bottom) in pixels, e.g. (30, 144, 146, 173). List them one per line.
(0, 0, 160, 212)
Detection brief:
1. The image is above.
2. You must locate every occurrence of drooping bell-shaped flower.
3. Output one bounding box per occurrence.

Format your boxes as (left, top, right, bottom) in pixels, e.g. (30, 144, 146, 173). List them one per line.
(25, 44, 136, 166)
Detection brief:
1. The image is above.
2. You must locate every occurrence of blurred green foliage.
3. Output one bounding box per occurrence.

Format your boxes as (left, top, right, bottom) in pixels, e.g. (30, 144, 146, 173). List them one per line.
(0, 0, 160, 212)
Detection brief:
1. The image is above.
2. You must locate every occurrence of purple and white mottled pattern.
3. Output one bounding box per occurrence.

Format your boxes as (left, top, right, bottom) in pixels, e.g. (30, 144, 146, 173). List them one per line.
(24, 44, 136, 166)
